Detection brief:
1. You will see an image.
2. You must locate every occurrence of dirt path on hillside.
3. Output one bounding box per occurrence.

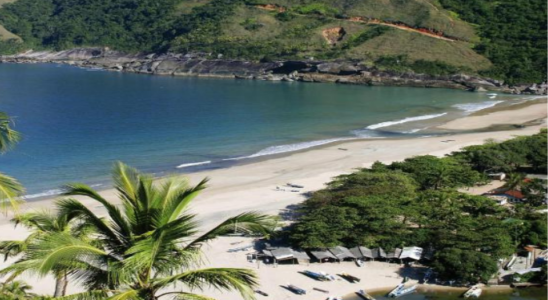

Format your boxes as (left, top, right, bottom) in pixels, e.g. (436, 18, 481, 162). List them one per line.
(255, 5, 457, 42)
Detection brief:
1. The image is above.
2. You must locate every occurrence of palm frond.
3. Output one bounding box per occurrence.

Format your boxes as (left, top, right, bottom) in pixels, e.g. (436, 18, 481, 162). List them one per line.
(62, 183, 131, 238)
(158, 292, 216, 300)
(123, 213, 199, 273)
(53, 290, 110, 300)
(159, 178, 208, 225)
(0, 240, 26, 261)
(184, 212, 274, 251)
(106, 289, 139, 300)
(0, 172, 24, 212)
(0, 112, 21, 154)
(153, 268, 258, 300)
(56, 198, 128, 251)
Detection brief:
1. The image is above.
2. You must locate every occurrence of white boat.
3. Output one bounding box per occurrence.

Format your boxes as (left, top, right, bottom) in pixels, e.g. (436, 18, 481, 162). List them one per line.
(387, 283, 404, 297)
(356, 259, 365, 267)
(389, 285, 417, 298)
(464, 286, 482, 298)
(487, 93, 497, 99)
(320, 271, 336, 281)
(356, 289, 376, 300)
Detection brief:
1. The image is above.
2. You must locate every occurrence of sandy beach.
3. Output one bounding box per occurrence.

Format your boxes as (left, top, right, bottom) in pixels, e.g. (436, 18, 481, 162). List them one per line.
(0, 99, 546, 298)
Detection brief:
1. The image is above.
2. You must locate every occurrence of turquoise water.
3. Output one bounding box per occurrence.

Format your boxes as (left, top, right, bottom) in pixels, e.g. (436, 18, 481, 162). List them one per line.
(0, 63, 521, 197)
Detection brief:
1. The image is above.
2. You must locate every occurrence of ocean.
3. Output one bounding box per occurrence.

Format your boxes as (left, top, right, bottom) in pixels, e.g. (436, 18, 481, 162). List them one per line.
(0, 63, 525, 198)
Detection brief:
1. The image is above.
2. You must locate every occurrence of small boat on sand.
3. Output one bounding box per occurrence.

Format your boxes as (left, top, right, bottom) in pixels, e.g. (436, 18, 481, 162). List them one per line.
(464, 286, 482, 298)
(387, 283, 404, 297)
(356, 289, 376, 300)
(339, 273, 361, 283)
(302, 270, 328, 281)
(389, 285, 417, 298)
(356, 259, 364, 267)
(254, 290, 268, 296)
(313, 287, 329, 293)
(287, 284, 306, 295)
(320, 271, 336, 281)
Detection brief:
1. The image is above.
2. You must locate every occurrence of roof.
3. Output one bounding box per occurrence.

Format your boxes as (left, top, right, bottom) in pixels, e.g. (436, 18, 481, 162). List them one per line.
(399, 246, 423, 260)
(386, 248, 403, 259)
(310, 249, 337, 260)
(504, 190, 525, 199)
(328, 246, 356, 260)
(371, 247, 386, 258)
(262, 247, 310, 261)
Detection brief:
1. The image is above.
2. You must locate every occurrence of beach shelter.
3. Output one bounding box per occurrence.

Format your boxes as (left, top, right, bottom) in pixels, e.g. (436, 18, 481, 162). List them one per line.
(399, 246, 423, 261)
(371, 247, 387, 260)
(262, 247, 310, 265)
(328, 246, 356, 261)
(386, 248, 403, 262)
(310, 249, 337, 262)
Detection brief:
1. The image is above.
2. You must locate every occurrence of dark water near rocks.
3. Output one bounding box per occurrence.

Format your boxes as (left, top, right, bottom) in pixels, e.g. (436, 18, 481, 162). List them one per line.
(0, 63, 523, 197)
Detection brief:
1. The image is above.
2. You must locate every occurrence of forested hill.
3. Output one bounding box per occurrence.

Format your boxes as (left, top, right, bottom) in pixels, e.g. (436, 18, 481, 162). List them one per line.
(0, 0, 545, 84)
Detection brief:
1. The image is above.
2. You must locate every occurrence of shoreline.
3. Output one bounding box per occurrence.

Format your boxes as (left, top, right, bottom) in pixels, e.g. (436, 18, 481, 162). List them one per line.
(2, 48, 547, 95)
(0, 91, 545, 297)
(20, 95, 546, 201)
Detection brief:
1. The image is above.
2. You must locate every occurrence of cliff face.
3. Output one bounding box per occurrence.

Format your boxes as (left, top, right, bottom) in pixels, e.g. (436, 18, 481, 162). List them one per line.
(2, 48, 546, 95)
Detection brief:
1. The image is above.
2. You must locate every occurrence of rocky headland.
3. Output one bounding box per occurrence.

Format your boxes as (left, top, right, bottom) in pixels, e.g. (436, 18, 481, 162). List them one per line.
(2, 48, 546, 95)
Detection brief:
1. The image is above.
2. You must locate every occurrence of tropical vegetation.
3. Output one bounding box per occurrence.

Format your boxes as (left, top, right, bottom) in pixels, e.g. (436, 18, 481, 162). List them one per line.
(0, 112, 24, 212)
(0, 0, 545, 83)
(289, 130, 547, 283)
(0, 162, 274, 299)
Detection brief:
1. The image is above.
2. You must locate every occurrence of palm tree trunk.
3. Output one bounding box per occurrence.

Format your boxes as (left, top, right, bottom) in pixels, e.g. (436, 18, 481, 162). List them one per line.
(54, 272, 68, 297)
(62, 272, 69, 296)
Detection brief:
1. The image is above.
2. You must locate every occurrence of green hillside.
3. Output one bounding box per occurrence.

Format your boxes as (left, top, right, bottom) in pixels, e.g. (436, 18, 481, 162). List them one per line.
(0, 0, 545, 84)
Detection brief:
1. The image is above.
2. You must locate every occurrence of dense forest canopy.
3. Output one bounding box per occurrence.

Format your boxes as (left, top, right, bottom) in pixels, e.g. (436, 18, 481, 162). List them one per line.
(289, 130, 548, 283)
(0, 0, 546, 84)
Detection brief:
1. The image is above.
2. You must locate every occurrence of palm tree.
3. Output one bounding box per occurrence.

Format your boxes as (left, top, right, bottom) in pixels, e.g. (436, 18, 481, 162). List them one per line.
(0, 210, 90, 297)
(0, 280, 38, 299)
(5, 162, 273, 300)
(0, 111, 24, 212)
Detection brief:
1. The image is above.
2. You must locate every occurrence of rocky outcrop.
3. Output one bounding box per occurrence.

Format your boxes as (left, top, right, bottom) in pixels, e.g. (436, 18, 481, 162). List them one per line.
(1, 48, 545, 95)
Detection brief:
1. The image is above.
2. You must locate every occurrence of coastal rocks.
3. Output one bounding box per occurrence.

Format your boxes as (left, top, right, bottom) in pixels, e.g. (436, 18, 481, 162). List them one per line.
(1, 48, 546, 95)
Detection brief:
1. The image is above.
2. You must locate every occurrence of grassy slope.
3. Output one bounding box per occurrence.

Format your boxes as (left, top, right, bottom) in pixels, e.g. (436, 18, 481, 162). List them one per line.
(218, 4, 490, 71)
(0, 0, 491, 72)
(0, 0, 19, 41)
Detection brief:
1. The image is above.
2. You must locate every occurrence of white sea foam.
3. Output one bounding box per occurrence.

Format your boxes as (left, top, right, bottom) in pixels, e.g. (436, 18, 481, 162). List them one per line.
(176, 160, 212, 169)
(452, 101, 503, 113)
(366, 113, 448, 130)
(22, 183, 104, 200)
(224, 138, 356, 161)
(22, 189, 64, 200)
(401, 128, 423, 134)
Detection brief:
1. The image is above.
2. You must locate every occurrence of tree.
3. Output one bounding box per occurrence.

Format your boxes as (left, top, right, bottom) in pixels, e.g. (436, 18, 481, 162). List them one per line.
(388, 156, 481, 190)
(0, 112, 24, 212)
(0, 280, 38, 299)
(431, 248, 498, 283)
(0, 210, 89, 297)
(3, 162, 273, 299)
(521, 178, 547, 208)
